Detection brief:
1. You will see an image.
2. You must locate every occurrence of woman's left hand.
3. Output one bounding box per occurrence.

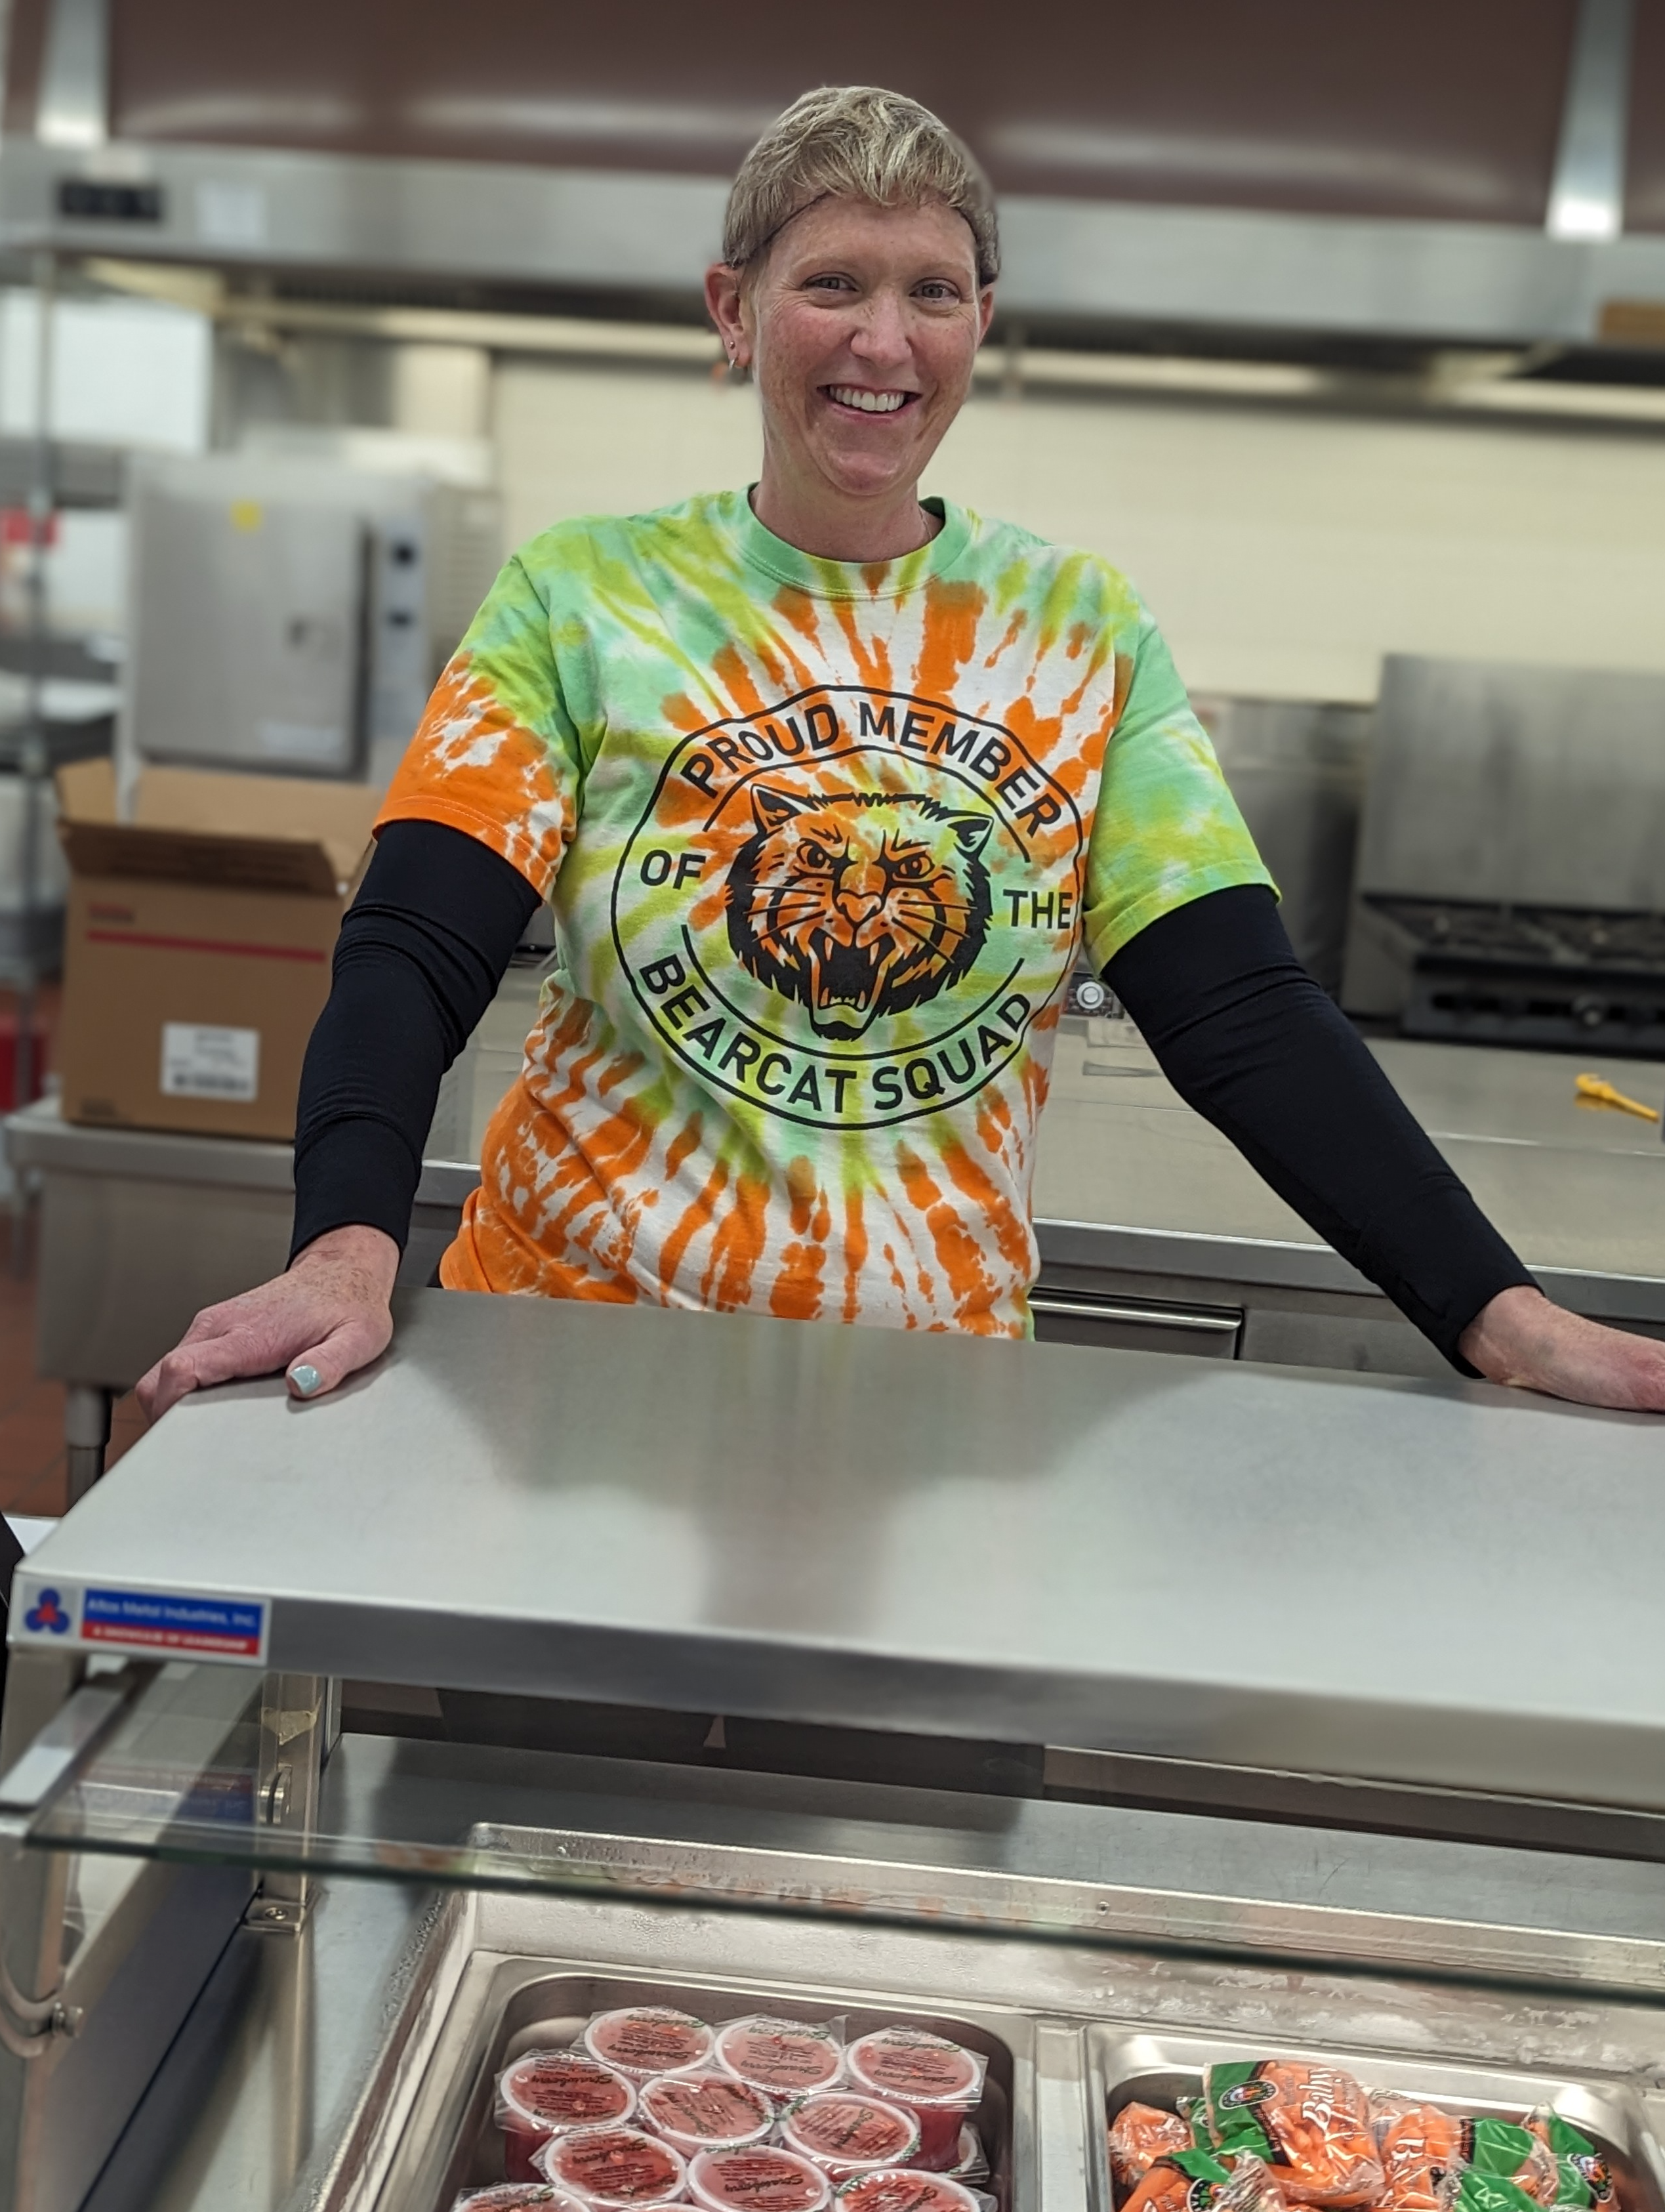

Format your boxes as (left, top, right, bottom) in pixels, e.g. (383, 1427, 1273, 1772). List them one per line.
(1459, 1284, 1665, 1411)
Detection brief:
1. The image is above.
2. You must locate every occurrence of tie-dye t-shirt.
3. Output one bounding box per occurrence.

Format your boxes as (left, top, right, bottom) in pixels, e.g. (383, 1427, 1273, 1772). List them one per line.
(377, 489, 1269, 1335)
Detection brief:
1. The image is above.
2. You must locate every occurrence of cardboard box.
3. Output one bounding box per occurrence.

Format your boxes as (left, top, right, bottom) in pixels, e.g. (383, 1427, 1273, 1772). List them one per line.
(55, 759, 379, 1140)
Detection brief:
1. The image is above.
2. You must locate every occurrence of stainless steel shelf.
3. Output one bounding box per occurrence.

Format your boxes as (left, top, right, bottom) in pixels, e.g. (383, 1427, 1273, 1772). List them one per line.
(14, 1285, 1665, 1812)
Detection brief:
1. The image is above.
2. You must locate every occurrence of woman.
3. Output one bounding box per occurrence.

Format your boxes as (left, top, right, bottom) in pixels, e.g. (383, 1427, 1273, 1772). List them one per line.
(140, 85, 1665, 1417)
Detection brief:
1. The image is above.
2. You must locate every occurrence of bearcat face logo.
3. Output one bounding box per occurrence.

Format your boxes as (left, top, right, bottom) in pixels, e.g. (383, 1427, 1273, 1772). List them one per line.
(726, 787, 993, 1041)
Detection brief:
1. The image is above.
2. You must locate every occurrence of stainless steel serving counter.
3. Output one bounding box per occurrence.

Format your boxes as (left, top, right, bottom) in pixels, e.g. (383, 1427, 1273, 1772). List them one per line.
(14, 1283, 1665, 1805)
(104, 1755, 1665, 2212)
(9, 999, 1665, 1485)
(6, 1289, 1665, 2212)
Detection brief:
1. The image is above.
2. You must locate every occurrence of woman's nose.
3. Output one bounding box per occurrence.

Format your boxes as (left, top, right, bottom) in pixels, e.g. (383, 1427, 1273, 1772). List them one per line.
(849, 292, 913, 367)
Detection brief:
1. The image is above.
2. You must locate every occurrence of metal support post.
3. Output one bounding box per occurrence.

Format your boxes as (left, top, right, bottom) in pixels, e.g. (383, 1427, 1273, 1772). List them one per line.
(247, 1673, 327, 1933)
(62, 1385, 111, 1503)
(6, 253, 56, 1286)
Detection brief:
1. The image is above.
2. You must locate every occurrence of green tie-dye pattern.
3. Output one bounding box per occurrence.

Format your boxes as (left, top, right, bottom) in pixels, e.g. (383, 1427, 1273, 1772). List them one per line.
(379, 488, 1270, 1333)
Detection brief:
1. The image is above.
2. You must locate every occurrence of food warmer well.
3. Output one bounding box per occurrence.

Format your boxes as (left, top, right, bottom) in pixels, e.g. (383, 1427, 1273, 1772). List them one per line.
(0, 1289, 1662, 2212)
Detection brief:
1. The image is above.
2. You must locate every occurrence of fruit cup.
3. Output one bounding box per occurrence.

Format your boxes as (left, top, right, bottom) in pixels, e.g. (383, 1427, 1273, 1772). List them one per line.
(639, 2075, 776, 2158)
(499, 2052, 638, 2182)
(781, 2095, 922, 2181)
(687, 2145, 833, 2212)
(842, 2035, 983, 2173)
(584, 2010, 716, 2084)
(535, 2127, 688, 2208)
(714, 2018, 843, 2106)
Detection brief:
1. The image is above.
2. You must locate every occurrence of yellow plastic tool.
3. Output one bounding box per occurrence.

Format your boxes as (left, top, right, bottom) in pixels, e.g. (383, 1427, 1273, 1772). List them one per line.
(1574, 1072, 1660, 1122)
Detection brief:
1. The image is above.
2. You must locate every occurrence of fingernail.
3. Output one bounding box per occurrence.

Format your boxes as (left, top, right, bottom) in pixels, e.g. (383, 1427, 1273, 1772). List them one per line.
(289, 1364, 322, 1399)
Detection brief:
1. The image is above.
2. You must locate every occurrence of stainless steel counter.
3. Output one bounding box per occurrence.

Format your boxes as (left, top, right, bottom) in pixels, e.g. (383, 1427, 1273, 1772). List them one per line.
(1033, 1024, 1665, 1371)
(10, 1009, 1665, 1483)
(15, 1284, 1665, 1807)
(7, 1277, 1665, 2211)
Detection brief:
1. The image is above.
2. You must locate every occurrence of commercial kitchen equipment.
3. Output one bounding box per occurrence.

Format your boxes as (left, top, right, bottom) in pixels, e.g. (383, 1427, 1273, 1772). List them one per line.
(1193, 696, 1370, 999)
(121, 450, 501, 791)
(3, 0, 1664, 353)
(3, 1286, 1665, 2212)
(10, 977, 1665, 1488)
(1342, 654, 1665, 1053)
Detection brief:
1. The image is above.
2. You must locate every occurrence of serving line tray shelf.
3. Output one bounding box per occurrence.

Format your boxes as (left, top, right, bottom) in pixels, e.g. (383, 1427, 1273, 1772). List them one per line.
(11, 1285, 1665, 1812)
(9, 1289, 1665, 2212)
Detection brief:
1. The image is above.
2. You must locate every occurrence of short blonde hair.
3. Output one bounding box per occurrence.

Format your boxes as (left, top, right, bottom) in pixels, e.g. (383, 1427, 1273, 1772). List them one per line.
(723, 86, 1000, 286)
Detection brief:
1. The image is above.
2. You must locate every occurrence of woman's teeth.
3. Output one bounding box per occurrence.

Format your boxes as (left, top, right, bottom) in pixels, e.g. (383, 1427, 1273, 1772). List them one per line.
(828, 386, 909, 413)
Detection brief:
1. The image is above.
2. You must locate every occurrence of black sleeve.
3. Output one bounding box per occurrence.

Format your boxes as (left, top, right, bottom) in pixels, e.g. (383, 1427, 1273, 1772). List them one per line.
(289, 819, 542, 1263)
(1103, 885, 1535, 1372)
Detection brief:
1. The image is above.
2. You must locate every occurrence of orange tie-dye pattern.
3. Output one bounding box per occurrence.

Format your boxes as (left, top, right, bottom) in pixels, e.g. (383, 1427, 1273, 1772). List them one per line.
(393, 490, 1269, 1338)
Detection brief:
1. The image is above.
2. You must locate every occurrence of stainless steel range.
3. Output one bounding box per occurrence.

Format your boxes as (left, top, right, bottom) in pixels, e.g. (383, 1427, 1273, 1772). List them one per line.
(1342, 654, 1665, 1056)
(1363, 893, 1665, 1054)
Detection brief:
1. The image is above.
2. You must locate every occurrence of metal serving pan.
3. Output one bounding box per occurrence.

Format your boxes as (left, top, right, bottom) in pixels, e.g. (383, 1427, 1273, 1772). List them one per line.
(375, 1965, 1025, 2212)
(1089, 2032, 1665, 2212)
(283, 1811, 1665, 2212)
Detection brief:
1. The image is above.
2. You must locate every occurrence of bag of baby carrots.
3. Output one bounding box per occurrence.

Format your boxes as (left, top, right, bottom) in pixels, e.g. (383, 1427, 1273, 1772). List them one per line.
(1122, 2148, 1283, 2212)
(1528, 2114, 1618, 2212)
(1458, 2171, 1549, 2212)
(1201, 2062, 1383, 2207)
(1379, 2108, 1558, 2212)
(1111, 2106, 1195, 2192)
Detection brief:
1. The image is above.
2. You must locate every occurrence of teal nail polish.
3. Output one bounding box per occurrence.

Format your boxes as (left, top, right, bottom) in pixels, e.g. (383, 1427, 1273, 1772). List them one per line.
(289, 1364, 322, 1398)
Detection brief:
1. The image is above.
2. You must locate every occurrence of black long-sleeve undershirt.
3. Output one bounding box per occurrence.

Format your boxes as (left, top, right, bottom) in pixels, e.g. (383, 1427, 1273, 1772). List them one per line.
(291, 826, 1532, 1369)
(1103, 885, 1533, 1368)
(289, 821, 539, 1264)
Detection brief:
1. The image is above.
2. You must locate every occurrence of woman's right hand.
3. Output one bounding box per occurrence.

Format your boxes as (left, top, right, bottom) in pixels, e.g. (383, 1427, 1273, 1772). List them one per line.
(136, 1224, 401, 1422)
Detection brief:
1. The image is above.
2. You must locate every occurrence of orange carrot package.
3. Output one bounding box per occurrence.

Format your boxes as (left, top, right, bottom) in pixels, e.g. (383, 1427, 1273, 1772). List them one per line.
(1201, 2062, 1383, 2208)
(1379, 2110, 1557, 2212)
(1122, 2148, 1284, 2212)
(1110, 2107, 1195, 2192)
(1527, 2114, 1619, 2212)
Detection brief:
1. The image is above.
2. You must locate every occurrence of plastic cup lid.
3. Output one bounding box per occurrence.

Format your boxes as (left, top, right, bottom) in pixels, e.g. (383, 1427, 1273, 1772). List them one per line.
(783, 2096, 922, 2171)
(714, 2018, 842, 2095)
(585, 2011, 716, 2081)
(639, 2076, 774, 2149)
(541, 2127, 689, 2207)
(504, 2053, 638, 2131)
(456, 2190, 591, 2212)
(688, 2145, 833, 2212)
(846, 2035, 980, 2108)
(834, 2174, 982, 2212)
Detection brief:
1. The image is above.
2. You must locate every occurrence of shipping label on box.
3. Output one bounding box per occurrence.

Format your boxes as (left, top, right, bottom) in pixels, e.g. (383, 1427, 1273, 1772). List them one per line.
(160, 1022, 261, 1102)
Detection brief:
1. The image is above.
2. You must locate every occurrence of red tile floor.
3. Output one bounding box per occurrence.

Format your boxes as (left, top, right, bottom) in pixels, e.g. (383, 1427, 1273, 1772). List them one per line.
(0, 981, 148, 1519)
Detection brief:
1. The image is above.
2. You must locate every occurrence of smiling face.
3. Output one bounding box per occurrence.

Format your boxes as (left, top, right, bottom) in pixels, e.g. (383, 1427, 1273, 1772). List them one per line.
(706, 196, 993, 559)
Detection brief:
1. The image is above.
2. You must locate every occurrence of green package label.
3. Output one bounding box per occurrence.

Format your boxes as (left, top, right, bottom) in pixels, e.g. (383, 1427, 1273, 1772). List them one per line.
(1141, 2148, 1237, 2211)
(1536, 2118, 1614, 2212)
(1458, 2171, 1543, 2212)
(1469, 2122, 1542, 2182)
(1204, 2066, 1283, 2167)
(1554, 2155, 1614, 2211)
(1172, 2151, 1234, 2185)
